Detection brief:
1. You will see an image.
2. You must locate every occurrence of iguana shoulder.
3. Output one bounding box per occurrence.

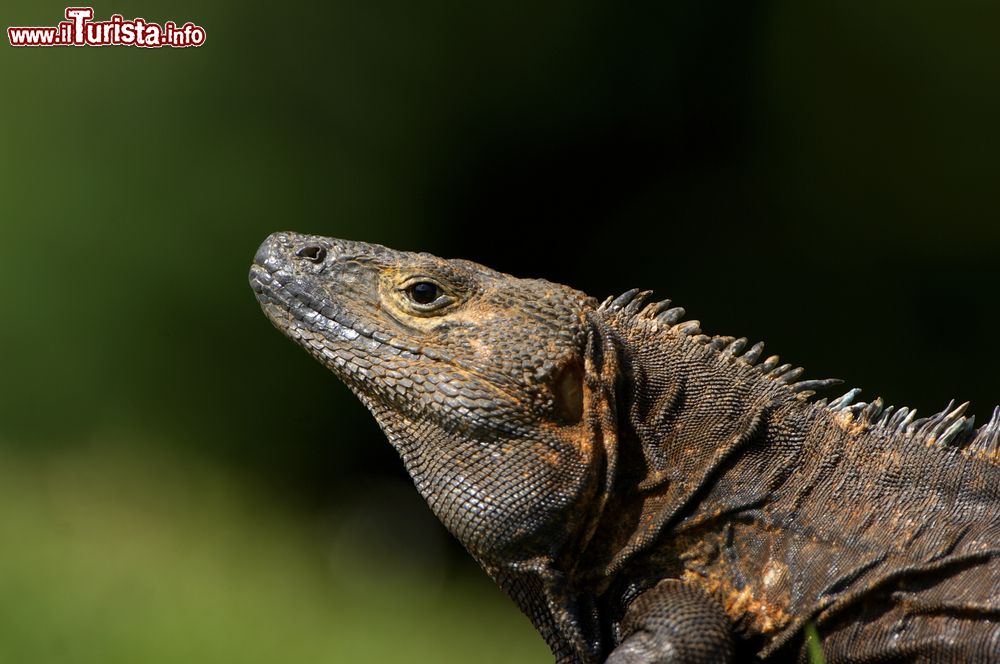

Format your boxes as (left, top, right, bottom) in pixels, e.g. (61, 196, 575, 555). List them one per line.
(591, 291, 999, 659)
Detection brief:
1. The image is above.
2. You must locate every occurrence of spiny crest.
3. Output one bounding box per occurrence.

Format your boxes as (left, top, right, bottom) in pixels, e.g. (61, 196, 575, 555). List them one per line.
(599, 290, 842, 400)
(600, 289, 999, 461)
(825, 392, 999, 461)
(969, 407, 1000, 462)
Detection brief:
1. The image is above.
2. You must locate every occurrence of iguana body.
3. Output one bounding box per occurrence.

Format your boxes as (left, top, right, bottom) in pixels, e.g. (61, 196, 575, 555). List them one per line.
(250, 233, 999, 663)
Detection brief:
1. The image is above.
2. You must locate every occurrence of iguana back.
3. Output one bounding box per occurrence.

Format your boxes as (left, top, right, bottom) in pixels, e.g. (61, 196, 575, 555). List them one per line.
(250, 232, 999, 663)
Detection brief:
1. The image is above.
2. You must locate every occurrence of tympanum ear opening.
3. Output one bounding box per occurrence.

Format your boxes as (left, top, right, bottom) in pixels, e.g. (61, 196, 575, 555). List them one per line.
(553, 360, 585, 424)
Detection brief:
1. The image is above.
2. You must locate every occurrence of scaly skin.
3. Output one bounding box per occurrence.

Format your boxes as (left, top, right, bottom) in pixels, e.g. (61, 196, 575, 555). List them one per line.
(250, 232, 999, 663)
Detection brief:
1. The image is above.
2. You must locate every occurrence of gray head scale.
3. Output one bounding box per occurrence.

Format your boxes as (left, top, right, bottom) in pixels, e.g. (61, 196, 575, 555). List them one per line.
(250, 232, 616, 566)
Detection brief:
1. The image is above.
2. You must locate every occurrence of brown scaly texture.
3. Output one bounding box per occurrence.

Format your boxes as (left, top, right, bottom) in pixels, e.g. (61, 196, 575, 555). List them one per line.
(250, 233, 1000, 663)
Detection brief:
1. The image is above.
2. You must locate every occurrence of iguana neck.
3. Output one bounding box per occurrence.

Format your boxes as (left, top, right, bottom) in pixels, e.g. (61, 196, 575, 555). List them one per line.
(578, 312, 802, 582)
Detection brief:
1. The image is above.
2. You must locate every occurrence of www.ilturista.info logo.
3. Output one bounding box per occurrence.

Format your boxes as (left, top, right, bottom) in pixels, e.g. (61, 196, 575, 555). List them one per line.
(8, 7, 206, 48)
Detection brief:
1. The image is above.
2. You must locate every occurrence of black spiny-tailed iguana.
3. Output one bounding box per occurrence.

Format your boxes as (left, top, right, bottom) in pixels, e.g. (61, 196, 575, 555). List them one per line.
(250, 232, 999, 663)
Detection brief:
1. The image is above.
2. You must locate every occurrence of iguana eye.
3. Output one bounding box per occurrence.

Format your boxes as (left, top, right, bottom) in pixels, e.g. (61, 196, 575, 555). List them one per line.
(396, 277, 457, 314)
(406, 281, 441, 305)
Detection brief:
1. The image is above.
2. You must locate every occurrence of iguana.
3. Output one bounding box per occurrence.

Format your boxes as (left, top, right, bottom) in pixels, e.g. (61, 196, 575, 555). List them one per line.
(249, 232, 999, 663)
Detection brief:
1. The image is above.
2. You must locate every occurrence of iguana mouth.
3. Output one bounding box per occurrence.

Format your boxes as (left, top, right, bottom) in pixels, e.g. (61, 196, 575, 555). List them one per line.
(250, 263, 373, 347)
(249, 238, 411, 412)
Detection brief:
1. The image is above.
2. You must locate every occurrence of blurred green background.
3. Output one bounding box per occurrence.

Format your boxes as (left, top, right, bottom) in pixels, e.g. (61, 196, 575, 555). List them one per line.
(1, 1, 998, 662)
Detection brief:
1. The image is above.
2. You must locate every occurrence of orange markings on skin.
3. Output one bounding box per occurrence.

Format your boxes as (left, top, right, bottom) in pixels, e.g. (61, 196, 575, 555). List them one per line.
(835, 410, 868, 437)
(682, 567, 793, 635)
(675, 534, 793, 636)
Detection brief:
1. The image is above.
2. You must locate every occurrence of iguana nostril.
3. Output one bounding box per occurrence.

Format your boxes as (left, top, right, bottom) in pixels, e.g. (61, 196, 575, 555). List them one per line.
(295, 245, 327, 263)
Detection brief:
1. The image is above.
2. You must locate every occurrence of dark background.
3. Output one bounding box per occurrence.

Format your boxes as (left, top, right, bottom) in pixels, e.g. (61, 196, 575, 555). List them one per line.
(1, 2, 997, 662)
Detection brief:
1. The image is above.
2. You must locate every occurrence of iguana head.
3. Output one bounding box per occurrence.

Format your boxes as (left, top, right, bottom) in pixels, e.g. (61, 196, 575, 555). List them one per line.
(250, 232, 615, 564)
